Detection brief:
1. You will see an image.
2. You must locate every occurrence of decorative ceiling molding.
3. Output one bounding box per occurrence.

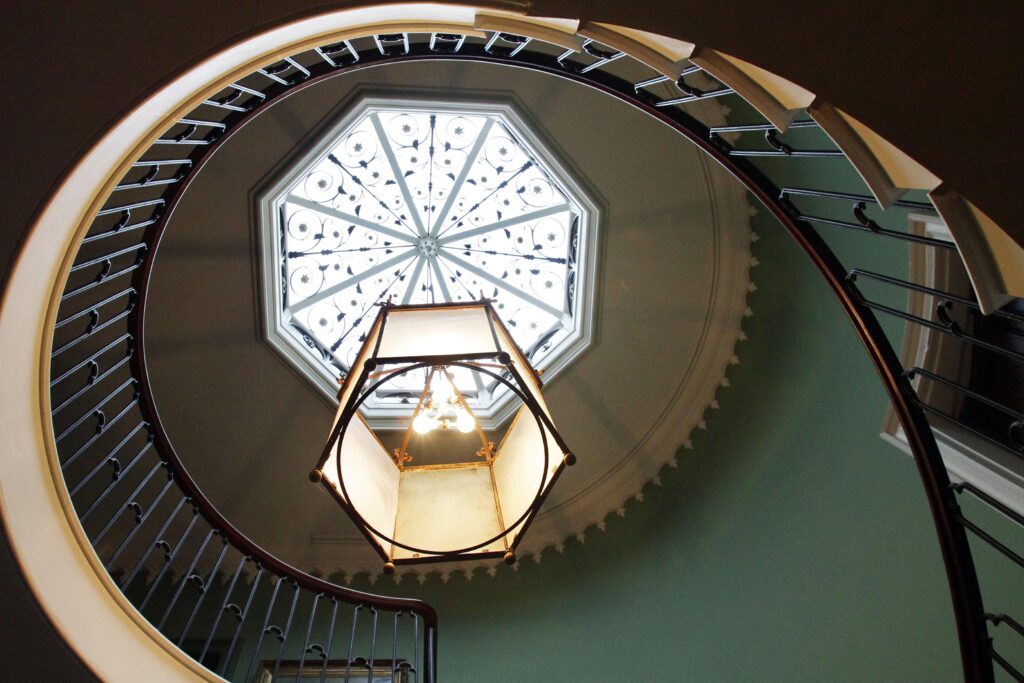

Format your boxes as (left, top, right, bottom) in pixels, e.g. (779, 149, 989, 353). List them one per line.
(354, 165, 756, 586)
(301, 102, 757, 585)
(146, 64, 756, 587)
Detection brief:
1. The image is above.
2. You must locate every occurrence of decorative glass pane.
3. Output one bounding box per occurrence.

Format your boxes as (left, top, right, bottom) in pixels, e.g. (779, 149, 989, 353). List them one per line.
(259, 99, 598, 428)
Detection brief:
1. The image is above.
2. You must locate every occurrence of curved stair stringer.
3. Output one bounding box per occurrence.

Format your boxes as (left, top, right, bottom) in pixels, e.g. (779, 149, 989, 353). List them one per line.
(2, 5, 1017, 681)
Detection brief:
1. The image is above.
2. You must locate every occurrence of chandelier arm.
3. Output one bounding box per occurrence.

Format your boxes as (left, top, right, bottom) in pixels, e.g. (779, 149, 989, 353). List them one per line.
(397, 367, 437, 466)
(439, 365, 491, 456)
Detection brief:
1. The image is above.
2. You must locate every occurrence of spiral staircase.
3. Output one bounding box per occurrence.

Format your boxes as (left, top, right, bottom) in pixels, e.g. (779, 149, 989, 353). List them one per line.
(1, 4, 1022, 681)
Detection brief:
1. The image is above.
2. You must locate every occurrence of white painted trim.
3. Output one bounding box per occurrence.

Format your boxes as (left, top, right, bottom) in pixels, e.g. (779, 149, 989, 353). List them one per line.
(2, 0, 984, 670)
(930, 186, 1024, 315)
(578, 22, 695, 80)
(809, 101, 941, 209)
(474, 13, 583, 52)
(690, 47, 814, 133)
(881, 428, 1024, 518)
(879, 213, 1024, 517)
(0, 4, 549, 680)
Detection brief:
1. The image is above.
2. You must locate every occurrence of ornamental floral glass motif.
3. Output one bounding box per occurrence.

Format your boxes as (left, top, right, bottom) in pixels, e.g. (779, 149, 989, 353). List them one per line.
(262, 100, 597, 428)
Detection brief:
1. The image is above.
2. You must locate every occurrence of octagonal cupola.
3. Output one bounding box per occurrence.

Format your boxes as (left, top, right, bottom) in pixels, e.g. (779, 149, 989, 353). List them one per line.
(257, 97, 599, 428)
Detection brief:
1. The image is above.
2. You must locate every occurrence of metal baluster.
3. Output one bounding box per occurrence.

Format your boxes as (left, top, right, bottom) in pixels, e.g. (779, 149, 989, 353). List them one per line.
(316, 40, 359, 67)
(949, 483, 1024, 567)
(344, 604, 363, 682)
(269, 581, 302, 680)
(175, 535, 230, 644)
(374, 33, 410, 57)
(242, 575, 286, 683)
(575, 39, 626, 74)
(633, 73, 673, 92)
(52, 310, 134, 358)
(392, 611, 399, 682)
(114, 159, 193, 191)
(81, 214, 163, 243)
(986, 614, 1024, 681)
(258, 65, 293, 86)
(223, 82, 267, 101)
(114, 172, 172, 190)
(203, 86, 260, 112)
(484, 32, 530, 58)
(95, 198, 164, 219)
(365, 606, 378, 682)
(78, 437, 154, 523)
(197, 554, 251, 664)
(294, 592, 323, 681)
(67, 242, 147, 278)
(68, 419, 148, 497)
(799, 210, 958, 247)
(428, 33, 466, 54)
(847, 269, 1024, 323)
(709, 120, 819, 134)
(649, 64, 734, 106)
(66, 419, 146, 493)
(908, 366, 1024, 424)
(52, 328, 132, 390)
(91, 461, 168, 546)
(154, 122, 214, 145)
(119, 496, 189, 590)
(139, 508, 202, 611)
(177, 117, 227, 131)
(284, 57, 311, 79)
(60, 265, 139, 299)
(157, 530, 218, 629)
(56, 377, 135, 444)
(102, 473, 174, 571)
(716, 128, 845, 157)
(413, 613, 421, 683)
(52, 352, 134, 416)
(54, 289, 135, 331)
(220, 564, 265, 677)
(653, 87, 734, 107)
(318, 598, 340, 683)
(850, 293, 1024, 364)
(780, 187, 935, 210)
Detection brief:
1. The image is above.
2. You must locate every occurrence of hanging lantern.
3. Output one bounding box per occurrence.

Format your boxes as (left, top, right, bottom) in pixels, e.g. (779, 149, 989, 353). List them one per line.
(310, 301, 574, 572)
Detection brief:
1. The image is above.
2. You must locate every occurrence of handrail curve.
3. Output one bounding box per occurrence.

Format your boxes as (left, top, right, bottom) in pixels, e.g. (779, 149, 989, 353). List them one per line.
(11, 9, 1020, 682)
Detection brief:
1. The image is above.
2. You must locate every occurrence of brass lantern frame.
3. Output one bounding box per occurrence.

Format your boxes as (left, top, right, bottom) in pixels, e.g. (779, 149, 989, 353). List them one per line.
(310, 300, 575, 568)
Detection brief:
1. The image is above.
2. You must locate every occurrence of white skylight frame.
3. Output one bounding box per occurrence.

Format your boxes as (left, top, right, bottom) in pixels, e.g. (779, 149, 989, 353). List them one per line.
(256, 96, 599, 429)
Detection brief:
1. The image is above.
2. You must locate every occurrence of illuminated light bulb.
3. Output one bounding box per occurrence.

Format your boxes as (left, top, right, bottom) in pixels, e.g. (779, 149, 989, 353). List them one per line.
(431, 371, 456, 404)
(412, 412, 436, 434)
(455, 407, 476, 433)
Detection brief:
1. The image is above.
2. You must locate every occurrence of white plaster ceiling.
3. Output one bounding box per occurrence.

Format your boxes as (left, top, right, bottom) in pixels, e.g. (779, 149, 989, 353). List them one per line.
(144, 60, 754, 582)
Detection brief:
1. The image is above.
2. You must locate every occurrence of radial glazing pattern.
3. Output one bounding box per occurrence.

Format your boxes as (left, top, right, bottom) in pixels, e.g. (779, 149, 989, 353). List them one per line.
(260, 100, 597, 427)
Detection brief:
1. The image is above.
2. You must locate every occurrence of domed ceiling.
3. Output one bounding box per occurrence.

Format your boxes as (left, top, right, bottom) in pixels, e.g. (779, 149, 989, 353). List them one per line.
(145, 60, 755, 581)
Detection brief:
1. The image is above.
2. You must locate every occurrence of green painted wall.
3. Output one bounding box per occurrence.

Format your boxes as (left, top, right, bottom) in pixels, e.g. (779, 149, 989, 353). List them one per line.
(333, 198, 1023, 681)
(134, 186, 1023, 681)
(121, 73, 1022, 683)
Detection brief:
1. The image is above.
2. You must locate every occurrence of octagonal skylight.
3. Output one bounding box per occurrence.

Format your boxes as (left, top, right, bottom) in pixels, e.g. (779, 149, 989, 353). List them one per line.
(257, 98, 598, 429)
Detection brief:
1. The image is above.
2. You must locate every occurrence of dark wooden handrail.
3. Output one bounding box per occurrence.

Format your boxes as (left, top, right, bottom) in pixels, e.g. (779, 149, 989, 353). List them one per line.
(48, 28, 1023, 682)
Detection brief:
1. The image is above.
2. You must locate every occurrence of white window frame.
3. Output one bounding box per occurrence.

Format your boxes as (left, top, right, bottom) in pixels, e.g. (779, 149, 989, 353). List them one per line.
(881, 214, 1024, 516)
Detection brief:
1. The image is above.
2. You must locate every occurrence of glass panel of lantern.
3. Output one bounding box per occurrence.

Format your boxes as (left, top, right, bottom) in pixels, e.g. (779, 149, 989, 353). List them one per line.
(311, 301, 574, 570)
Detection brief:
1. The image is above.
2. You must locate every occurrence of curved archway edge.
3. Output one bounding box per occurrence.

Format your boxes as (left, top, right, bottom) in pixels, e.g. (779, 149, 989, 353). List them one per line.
(0, 5, 994, 680)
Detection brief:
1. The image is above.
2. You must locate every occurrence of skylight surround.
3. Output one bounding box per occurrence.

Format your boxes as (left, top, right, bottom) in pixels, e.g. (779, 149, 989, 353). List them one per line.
(259, 99, 597, 428)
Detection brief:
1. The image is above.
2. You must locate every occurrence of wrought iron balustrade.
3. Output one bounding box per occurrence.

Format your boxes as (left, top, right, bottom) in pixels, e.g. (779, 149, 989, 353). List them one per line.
(47, 28, 1022, 682)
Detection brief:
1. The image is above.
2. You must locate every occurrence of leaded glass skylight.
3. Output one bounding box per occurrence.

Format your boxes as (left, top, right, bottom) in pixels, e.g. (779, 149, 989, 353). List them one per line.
(257, 98, 598, 428)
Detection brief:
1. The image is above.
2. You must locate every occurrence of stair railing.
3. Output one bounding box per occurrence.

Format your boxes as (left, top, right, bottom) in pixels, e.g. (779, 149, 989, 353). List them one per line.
(47, 27, 1022, 682)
